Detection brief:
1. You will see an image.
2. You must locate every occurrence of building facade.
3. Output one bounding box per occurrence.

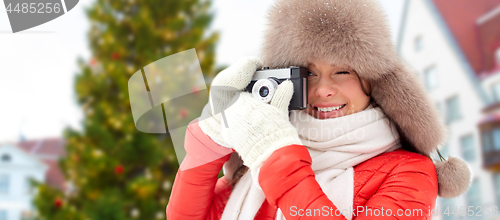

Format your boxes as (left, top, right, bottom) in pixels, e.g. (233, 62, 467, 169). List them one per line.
(0, 145, 46, 220)
(398, 0, 500, 219)
(0, 138, 65, 220)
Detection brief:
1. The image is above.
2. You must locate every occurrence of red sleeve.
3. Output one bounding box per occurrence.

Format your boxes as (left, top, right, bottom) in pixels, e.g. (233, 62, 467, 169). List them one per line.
(355, 155, 438, 220)
(166, 120, 234, 220)
(259, 145, 438, 220)
(259, 145, 346, 220)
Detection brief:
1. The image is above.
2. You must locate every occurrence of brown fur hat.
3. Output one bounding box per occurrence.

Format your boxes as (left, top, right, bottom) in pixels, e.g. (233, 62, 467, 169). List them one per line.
(261, 0, 470, 198)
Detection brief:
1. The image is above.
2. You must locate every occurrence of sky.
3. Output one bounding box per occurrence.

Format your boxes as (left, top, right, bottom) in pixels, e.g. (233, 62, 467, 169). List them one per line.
(0, 0, 404, 143)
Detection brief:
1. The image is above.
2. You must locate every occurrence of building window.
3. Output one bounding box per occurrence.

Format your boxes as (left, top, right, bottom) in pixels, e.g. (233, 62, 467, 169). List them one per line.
(440, 198, 455, 220)
(415, 35, 423, 52)
(467, 179, 482, 207)
(424, 66, 438, 91)
(445, 96, 461, 123)
(0, 210, 7, 220)
(482, 131, 493, 152)
(492, 82, 500, 102)
(0, 154, 10, 162)
(494, 173, 500, 206)
(0, 174, 9, 195)
(25, 178, 34, 194)
(493, 129, 500, 151)
(460, 134, 475, 161)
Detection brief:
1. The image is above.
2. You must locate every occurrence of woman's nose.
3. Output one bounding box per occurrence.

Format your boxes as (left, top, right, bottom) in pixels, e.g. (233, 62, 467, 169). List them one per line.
(314, 81, 337, 98)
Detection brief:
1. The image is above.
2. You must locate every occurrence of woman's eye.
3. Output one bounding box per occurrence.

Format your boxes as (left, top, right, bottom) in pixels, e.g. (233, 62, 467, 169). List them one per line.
(307, 71, 315, 76)
(336, 71, 350, 75)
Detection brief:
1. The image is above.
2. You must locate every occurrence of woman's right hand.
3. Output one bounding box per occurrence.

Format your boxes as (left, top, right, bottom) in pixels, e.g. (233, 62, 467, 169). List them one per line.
(198, 57, 263, 147)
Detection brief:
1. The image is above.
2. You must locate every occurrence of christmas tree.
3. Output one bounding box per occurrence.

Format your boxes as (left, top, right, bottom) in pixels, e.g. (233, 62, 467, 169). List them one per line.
(32, 0, 219, 219)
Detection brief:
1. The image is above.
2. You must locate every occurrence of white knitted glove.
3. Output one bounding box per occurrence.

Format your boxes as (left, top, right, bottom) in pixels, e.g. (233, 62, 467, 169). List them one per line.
(221, 80, 302, 170)
(198, 57, 263, 147)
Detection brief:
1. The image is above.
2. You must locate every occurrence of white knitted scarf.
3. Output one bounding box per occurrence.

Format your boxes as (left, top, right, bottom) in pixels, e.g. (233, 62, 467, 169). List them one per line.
(221, 106, 400, 220)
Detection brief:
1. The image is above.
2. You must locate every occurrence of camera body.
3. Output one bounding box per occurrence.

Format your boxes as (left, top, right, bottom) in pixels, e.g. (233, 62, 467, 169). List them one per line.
(244, 66, 308, 110)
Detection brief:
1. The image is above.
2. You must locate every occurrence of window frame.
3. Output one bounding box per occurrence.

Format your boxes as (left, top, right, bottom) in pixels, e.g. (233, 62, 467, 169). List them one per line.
(494, 173, 500, 207)
(492, 128, 500, 151)
(424, 65, 439, 91)
(0, 174, 9, 195)
(460, 134, 476, 162)
(0, 154, 10, 162)
(482, 131, 493, 153)
(445, 95, 462, 124)
(466, 179, 482, 208)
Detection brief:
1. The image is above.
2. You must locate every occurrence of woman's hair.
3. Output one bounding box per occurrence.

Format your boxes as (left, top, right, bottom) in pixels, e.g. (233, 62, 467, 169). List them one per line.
(230, 164, 249, 187)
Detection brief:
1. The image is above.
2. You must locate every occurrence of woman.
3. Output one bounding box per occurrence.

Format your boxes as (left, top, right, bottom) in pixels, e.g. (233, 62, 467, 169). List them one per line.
(167, 0, 471, 219)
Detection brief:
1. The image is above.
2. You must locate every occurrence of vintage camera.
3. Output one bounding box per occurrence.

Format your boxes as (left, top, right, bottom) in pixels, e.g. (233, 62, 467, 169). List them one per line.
(244, 66, 308, 110)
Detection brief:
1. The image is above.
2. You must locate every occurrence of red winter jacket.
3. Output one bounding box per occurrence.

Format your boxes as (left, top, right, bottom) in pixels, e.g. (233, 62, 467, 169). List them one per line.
(166, 120, 438, 220)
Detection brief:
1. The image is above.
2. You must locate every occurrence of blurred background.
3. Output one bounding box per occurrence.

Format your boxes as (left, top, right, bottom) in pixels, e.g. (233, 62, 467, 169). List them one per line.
(0, 0, 499, 219)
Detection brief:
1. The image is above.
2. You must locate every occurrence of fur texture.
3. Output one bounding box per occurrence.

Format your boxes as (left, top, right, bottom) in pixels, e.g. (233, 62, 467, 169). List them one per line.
(369, 63, 446, 155)
(434, 157, 471, 198)
(261, 0, 445, 155)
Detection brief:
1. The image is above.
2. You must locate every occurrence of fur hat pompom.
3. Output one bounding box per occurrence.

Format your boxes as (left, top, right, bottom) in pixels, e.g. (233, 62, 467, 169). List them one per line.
(434, 157, 471, 198)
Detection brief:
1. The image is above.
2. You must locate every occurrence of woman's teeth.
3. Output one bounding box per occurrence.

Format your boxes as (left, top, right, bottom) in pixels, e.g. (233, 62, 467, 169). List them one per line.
(317, 105, 345, 112)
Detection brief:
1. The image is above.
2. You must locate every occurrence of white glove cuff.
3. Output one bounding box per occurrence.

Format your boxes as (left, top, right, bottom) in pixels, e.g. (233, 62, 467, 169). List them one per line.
(198, 116, 230, 148)
(243, 127, 302, 171)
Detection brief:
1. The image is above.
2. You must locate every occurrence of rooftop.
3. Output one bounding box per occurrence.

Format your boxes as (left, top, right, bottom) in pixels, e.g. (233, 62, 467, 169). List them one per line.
(431, 0, 500, 77)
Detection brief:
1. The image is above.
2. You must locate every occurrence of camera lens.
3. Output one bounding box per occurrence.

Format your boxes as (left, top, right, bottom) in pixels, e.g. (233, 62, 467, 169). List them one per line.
(252, 78, 278, 103)
(259, 87, 269, 97)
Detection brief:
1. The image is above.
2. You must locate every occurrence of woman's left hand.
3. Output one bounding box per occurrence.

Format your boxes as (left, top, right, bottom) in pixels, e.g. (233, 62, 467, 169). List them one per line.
(221, 80, 302, 171)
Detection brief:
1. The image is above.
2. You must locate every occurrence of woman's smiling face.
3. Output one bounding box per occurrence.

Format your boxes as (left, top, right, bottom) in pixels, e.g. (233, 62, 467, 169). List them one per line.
(307, 59, 371, 119)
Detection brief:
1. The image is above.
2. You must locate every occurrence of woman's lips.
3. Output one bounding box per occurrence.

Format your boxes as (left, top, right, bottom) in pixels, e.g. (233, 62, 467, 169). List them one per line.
(310, 104, 347, 119)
